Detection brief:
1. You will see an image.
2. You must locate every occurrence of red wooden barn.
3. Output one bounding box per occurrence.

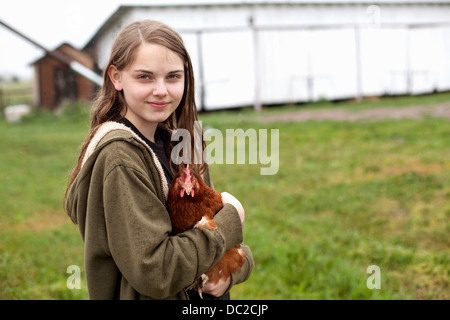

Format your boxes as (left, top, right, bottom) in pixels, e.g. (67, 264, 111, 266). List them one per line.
(32, 43, 97, 109)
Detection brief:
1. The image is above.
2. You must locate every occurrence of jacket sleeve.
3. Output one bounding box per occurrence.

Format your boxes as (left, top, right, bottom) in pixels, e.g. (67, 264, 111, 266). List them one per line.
(102, 158, 243, 299)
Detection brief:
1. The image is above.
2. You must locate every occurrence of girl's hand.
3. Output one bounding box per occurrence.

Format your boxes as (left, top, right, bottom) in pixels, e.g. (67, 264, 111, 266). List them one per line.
(202, 276, 231, 297)
(221, 192, 245, 226)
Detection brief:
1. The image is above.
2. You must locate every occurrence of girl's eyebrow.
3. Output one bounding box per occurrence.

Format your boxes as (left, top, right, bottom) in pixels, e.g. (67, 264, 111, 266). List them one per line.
(133, 69, 153, 74)
(132, 69, 183, 74)
(169, 70, 184, 74)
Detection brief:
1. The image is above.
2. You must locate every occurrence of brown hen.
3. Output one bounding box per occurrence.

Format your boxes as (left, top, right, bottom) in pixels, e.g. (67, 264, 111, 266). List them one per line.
(167, 164, 245, 298)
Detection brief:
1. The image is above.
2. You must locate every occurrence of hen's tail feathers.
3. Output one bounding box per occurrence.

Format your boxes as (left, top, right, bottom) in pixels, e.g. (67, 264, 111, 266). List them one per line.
(194, 215, 217, 231)
(206, 245, 246, 285)
(188, 245, 246, 299)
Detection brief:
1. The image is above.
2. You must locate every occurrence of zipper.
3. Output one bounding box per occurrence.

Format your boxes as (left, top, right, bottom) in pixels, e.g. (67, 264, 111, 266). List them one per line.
(183, 287, 190, 300)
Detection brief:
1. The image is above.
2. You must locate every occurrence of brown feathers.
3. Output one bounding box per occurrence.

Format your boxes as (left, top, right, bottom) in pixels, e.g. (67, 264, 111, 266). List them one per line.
(167, 164, 245, 294)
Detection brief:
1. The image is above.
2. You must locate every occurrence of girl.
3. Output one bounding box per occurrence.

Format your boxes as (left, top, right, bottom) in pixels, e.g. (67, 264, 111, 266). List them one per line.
(64, 20, 253, 300)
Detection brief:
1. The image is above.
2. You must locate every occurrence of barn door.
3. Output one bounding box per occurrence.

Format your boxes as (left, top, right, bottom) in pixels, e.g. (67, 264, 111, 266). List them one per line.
(55, 67, 77, 106)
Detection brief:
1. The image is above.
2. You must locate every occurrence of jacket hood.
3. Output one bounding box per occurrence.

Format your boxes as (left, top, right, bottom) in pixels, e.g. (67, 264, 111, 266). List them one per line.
(65, 121, 169, 226)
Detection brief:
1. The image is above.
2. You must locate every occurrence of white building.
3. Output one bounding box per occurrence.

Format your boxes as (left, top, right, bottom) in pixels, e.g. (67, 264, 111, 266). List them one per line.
(84, 0, 450, 111)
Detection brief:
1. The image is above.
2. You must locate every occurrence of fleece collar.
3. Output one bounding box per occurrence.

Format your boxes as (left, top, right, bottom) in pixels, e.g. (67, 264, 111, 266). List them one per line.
(81, 121, 169, 200)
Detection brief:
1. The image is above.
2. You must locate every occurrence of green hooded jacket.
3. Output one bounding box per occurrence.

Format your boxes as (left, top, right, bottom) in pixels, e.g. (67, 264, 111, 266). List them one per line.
(65, 122, 254, 300)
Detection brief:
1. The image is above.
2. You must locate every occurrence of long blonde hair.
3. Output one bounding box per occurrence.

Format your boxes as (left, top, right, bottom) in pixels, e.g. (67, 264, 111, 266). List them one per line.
(65, 20, 205, 198)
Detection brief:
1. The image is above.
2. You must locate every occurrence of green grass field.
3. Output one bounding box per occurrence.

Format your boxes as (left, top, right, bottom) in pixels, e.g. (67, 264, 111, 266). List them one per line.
(0, 94, 449, 299)
(0, 81, 33, 112)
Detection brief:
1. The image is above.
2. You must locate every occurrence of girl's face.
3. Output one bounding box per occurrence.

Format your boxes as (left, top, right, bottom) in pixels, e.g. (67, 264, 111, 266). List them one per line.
(108, 43, 185, 140)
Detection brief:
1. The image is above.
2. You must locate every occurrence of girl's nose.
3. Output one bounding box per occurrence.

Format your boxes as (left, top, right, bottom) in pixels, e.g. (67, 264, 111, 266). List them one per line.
(153, 80, 168, 97)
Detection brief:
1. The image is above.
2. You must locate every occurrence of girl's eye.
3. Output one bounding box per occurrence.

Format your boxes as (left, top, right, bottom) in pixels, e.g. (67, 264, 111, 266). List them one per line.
(168, 74, 182, 80)
(138, 75, 152, 80)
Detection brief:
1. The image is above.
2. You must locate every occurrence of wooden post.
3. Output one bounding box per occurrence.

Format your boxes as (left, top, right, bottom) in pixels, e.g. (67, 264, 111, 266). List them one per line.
(250, 16, 262, 111)
(196, 31, 206, 111)
(354, 26, 363, 102)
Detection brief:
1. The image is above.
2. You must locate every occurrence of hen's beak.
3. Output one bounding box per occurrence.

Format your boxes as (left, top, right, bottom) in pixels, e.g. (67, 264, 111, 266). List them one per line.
(184, 184, 192, 196)
(183, 184, 194, 197)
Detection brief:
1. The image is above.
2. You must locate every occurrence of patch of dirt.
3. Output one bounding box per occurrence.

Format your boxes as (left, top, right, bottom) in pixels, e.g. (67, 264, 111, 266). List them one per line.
(259, 103, 450, 123)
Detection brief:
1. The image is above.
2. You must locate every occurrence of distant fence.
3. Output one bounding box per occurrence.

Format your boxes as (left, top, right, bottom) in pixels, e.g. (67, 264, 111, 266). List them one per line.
(0, 86, 33, 113)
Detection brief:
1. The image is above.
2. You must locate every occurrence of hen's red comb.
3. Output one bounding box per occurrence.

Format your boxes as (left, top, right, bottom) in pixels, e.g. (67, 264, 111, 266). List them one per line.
(184, 164, 191, 183)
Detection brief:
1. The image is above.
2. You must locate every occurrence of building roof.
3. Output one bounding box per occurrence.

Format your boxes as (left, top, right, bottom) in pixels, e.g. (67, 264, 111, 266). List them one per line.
(104, 0, 450, 5)
(31, 42, 80, 65)
(83, 0, 450, 49)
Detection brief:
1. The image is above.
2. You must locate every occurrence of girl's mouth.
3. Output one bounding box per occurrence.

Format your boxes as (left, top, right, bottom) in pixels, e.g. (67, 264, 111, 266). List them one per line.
(147, 101, 169, 109)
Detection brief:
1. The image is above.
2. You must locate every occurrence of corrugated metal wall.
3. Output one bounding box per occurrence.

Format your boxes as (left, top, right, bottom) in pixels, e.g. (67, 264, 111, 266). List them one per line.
(181, 23, 450, 110)
(91, 3, 450, 110)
